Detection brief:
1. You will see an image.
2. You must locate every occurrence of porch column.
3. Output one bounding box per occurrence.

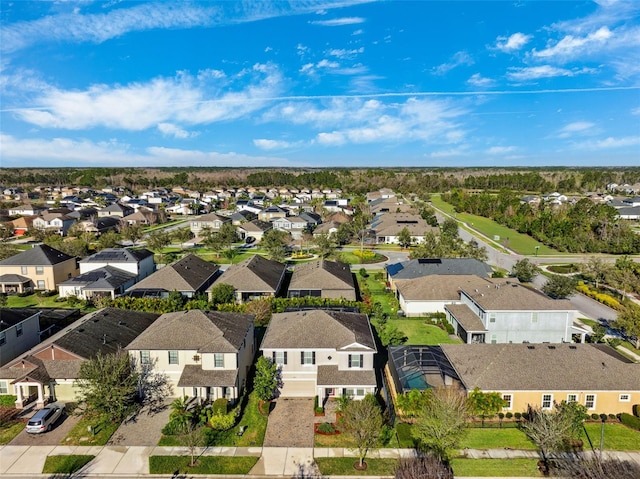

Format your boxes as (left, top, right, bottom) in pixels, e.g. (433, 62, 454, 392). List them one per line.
(15, 384, 23, 409)
(36, 384, 45, 409)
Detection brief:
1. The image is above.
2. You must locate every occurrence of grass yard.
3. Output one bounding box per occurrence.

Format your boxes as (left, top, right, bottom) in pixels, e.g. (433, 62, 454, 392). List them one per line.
(358, 269, 399, 315)
(42, 455, 94, 474)
(339, 250, 388, 265)
(315, 457, 398, 476)
(149, 455, 258, 475)
(5, 293, 65, 308)
(62, 416, 119, 445)
(462, 426, 536, 450)
(451, 458, 540, 477)
(582, 422, 640, 450)
(430, 194, 560, 256)
(392, 319, 462, 345)
(0, 421, 25, 445)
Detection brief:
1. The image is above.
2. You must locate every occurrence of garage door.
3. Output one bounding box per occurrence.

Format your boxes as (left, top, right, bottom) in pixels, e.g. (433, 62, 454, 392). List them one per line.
(278, 378, 316, 397)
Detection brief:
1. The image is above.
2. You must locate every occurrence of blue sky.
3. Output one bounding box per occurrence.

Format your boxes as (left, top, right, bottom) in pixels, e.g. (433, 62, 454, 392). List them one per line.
(1, 0, 639, 168)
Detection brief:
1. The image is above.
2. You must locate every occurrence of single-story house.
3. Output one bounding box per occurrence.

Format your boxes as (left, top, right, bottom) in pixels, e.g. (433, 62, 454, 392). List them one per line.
(288, 260, 356, 300)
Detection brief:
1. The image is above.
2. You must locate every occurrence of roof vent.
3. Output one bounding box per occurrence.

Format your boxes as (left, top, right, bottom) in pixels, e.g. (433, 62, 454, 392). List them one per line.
(527, 345, 535, 349)
(569, 345, 577, 349)
(548, 345, 555, 349)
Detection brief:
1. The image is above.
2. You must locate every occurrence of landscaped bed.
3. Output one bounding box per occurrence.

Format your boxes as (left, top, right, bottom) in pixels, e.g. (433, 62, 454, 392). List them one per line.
(149, 455, 258, 475)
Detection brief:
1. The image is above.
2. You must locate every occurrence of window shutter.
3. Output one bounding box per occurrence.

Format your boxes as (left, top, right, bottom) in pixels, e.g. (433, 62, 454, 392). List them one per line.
(359, 354, 363, 367)
(348, 355, 352, 368)
(272, 352, 276, 363)
(312, 351, 316, 365)
(284, 351, 287, 365)
(301, 351, 304, 364)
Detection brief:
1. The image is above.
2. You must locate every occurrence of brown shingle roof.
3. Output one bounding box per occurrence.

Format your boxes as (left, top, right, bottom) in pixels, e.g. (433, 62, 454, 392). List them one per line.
(317, 365, 376, 386)
(445, 304, 487, 332)
(396, 275, 512, 301)
(261, 309, 376, 351)
(177, 365, 238, 387)
(126, 309, 253, 353)
(440, 343, 639, 391)
(129, 254, 218, 293)
(210, 255, 285, 293)
(289, 260, 355, 293)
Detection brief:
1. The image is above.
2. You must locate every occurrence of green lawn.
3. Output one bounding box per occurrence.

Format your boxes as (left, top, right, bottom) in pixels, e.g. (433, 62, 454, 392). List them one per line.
(62, 416, 119, 445)
(42, 455, 94, 474)
(149, 455, 258, 475)
(582, 422, 640, 450)
(0, 421, 25, 445)
(430, 194, 560, 256)
(5, 293, 65, 308)
(462, 426, 537, 450)
(315, 457, 398, 476)
(451, 458, 540, 477)
(392, 319, 462, 345)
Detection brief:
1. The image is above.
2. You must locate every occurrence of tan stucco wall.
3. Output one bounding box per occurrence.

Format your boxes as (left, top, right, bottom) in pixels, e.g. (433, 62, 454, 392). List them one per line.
(495, 389, 638, 415)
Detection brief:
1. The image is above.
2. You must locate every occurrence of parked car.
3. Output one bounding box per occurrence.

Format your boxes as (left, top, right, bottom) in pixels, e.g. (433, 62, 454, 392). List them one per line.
(25, 405, 63, 434)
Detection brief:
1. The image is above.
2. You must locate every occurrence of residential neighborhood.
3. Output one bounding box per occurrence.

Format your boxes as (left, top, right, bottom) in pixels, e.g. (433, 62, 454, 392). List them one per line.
(0, 173, 639, 478)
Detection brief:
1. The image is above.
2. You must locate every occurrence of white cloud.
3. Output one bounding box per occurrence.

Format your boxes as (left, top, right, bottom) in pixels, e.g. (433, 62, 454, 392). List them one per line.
(506, 65, 594, 81)
(555, 121, 596, 138)
(157, 122, 197, 139)
(467, 74, 495, 88)
(310, 17, 365, 27)
(632, 107, 640, 115)
(352, 29, 364, 36)
(495, 32, 532, 52)
(486, 146, 517, 155)
(532, 26, 613, 59)
(253, 138, 297, 150)
(432, 51, 474, 75)
(12, 63, 284, 131)
(327, 47, 364, 59)
(573, 135, 640, 149)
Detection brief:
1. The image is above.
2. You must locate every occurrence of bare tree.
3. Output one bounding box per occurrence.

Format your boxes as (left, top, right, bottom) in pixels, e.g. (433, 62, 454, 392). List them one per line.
(339, 394, 384, 469)
(179, 422, 206, 467)
(550, 452, 640, 479)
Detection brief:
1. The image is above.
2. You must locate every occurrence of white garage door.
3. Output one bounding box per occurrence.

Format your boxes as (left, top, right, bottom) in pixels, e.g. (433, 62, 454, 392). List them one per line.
(278, 378, 316, 397)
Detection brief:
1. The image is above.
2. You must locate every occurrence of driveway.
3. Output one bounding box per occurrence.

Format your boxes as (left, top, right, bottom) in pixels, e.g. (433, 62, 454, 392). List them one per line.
(9, 408, 80, 446)
(263, 398, 314, 447)
(107, 403, 171, 446)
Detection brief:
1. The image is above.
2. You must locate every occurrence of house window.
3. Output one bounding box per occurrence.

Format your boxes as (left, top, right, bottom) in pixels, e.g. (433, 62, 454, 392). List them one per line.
(542, 394, 553, 409)
(502, 394, 512, 410)
(0, 332, 5, 346)
(214, 354, 224, 368)
(489, 314, 496, 323)
(21, 266, 28, 275)
(168, 350, 179, 365)
(345, 388, 365, 398)
(36, 266, 44, 275)
(619, 394, 630, 402)
(585, 394, 596, 410)
(531, 313, 538, 324)
(348, 354, 363, 368)
(273, 351, 287, 365)
(37, 280, 45, 289)
(0, 380, 8, 394)
(490, 334, 497, 344)
(16, 324, 23, 337)
(567, 394, 578, 403)
(301, 351, 315, 365)
(140, 351, 150, 365)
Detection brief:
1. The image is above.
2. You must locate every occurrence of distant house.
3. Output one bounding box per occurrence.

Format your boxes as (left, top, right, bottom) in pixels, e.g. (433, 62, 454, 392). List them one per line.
(386, 258, 494, 291)
(616, 206, 640, 220)
(78, 216, 120, 235)
(272, 216, 309, 239)
(126, 310, 255, 404)
(0, 309, 41, 366)
(0, 308, 159, 409)
(444, 282, 586, 344)
(97, 203, 134, 218)
(8, 204, 47, 216)
(0, 245, 78, 293)
(288, 260, 356, 300)
(9, 216, 35, 237)
(261, 309, 377, 399)
(237, 220, 272, 243)
(190, 212, 231, 236)
(387, 343, 640, 415)
(258, 206, 288, 222)
(209, 255, 286, 303)
(32, 212, 76, 236)
(79, 248, 155, 281)
(371, 212, 436, 244)
(312, 221, 340, 237)
(126, 254, 219, 299)
(122, 210, 157, 226)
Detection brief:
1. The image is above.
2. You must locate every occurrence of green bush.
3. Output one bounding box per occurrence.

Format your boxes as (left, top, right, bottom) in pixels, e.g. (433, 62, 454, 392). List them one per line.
(161, 419, 184, 436)
(317, 422, 335, 434)
(0, 395, 17, 407)
(633, 404, 640, 417)
(591, 413, 600, 420)
(506, 412, 513, 419)
(212, 398, 228, 415)
(620, 413, 640, 430)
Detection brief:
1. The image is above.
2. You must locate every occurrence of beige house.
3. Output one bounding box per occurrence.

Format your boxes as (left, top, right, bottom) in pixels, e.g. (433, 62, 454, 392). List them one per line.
(288, 260, 356, 300)
(126, 310, 255, 404)
(0, 308, 159, 409)
(388, 343, 640, 415)
(0, 244, 78, 293)
(261, 309, 377, 400)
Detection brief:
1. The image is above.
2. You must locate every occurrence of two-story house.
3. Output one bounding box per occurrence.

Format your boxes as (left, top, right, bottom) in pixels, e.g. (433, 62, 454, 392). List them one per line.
(0, 309, 41, 366)
(79, 248, 155, 281)
(260, 309, 377, 401)
(0, 245, 78, 293)
(288, 260, 356, 300)
(32, 212, 76, 236)
(126, 310, 255, 404)
(445, 282, 587, 344)
(190, 212, 231, 236)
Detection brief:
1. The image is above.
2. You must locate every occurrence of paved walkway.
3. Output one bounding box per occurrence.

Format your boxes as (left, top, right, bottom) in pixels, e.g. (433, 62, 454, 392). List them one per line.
(1, 444, 639, 477)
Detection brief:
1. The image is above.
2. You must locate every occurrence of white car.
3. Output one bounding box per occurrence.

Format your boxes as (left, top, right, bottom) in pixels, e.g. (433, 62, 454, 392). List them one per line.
(25, 405, 63, 434)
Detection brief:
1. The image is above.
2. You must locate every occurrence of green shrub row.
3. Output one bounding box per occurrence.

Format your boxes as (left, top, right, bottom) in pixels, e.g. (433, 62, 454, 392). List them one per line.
(620, 413, 640, 430)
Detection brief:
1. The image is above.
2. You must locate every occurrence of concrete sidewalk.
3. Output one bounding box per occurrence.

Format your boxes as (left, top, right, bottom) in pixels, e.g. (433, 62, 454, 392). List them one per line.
(1, 444, 639, 477)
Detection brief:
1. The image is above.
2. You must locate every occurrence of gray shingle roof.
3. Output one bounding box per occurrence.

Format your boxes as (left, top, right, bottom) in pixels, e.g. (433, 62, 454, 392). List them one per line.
(445, 304, 487, 332)
(59, 266, 136, 290)
(396, 275, 515, 301)
(210, 255, 285, 294)
(289, 260, 355, 293)
(128, 254, 218, 293)
(461, 283, 574, 311)
(261, 309, 376, 351)
(178, 365, 238, 387)
(317, 365, 376, 386)
(80, 247, 154, 264)
(126, 309, 253, 353)
(0, 244, 75, 266)
(440, 343, 639, 391)
(386, 258, 493, 280)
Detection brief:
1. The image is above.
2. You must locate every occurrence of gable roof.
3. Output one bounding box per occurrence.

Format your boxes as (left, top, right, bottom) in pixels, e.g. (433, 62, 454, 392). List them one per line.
(261, 309, 376, 350)
(196, 212, 230, 223)
(386, 258, 493, 280)
(80, 247, 154, 264)
(396, 275, 515, 301)
(0, 244, 75, 266)
(460, 283, 574, 311)
(211, 255, 285, 293)
(128, 254, 218, 292)
(58, 265, 136, 290)
(289, 259, 354, 291)
(440, 343, 639, 391)
(126, 309, 253, 353)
